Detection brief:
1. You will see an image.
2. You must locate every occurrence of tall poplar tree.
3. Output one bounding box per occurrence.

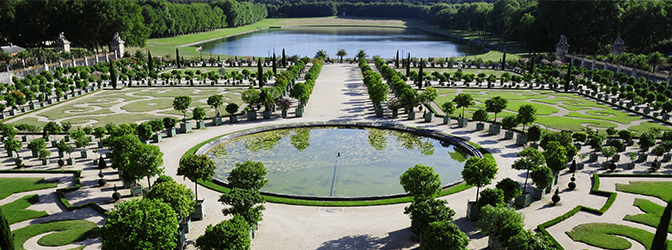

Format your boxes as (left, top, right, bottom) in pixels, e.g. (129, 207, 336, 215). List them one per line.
(110, 61, 117, 89)
(281, 48, 287, 68)
(147, 50, 154, 74)
(272, 53, 277, 74)
(257, 58, 264, 88)
(176, 48, 181, 68)
(395, 50, 399, 68)
(0, 206, 15, 250)
(406, 53, 411, 76)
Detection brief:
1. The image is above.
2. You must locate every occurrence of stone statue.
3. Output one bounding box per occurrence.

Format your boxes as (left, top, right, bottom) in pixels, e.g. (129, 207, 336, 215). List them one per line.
(54, 32, 70, 52)
(558, 34, 568, 45)
(611, 36, 626, 55)
(555, 34, 570, 60)
(58, 32, 66, 41)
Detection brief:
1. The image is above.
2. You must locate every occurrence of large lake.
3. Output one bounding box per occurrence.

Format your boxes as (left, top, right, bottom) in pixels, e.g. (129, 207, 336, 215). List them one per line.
(194, 26, 484, 58)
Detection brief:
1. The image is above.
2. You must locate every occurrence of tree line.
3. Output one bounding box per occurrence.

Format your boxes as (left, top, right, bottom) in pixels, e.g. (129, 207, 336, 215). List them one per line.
(0, 0, 266, 49)
(266, 0, 672, 55)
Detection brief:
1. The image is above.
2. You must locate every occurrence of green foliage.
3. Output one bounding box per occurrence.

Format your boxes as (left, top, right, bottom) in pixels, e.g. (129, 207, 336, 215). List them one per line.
(441, 101, 456, 115)
(568, 223, 672, 250)
(0, 205, 14, 250)
(472, 109, 489, 122)
(462, 157, 498, 201)
(477, 188, 505, 208)
(146, 180, 195, 218)
(527, 125, 543, 143)
(162, 117, 177, 130)
(422, 220, 468, 250)
(219, 188, 265, 227)
(193, 106, 206, 121)
(478, 205, 524, 238)
(639, 132, 657, 152)
(517, 104, 537, 132)
(227, 161, 269, 191)
(453, 93, 474, 117)
(172, 96, 191, 121)
(501, 115, 519, 130)
(531, 166, 553, 189)
(195, 215, 251, 250)
(136, 123, 153, 141)
(399, 164, 441, 200)
(101, 199, 178, 250)
(506, 230, 556, 250)
(178, 154, 216, 200)
(226, 103, 240, 115)
(485, 96, 508, 121)
(496, 178, 522, 201)
(543, 141, 567, 173)
(0, 178, 58, 200)
(207, 95, 224, 116)
(242, 89, 260, 106)
(12, 220, 98, 250)
(404, 198, 454, 235)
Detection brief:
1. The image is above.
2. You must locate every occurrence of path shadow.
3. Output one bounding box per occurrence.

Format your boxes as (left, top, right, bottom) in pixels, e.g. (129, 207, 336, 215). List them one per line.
(501, 152, 517, 158)
(315, 228, 418, 250)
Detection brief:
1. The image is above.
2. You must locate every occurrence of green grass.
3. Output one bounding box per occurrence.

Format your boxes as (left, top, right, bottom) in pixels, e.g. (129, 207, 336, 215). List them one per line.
(12, 220, 98, 250)
(1, 194, 48, 224)
(120, 98, 176, 112)
(68, 247, 86, 250)
(628, 122, 672, 134)
(616, 181, 672, 201)
(507, 100, 559, 115)
(0, 178, 58, 200)
(623, 198, 672, 233)
(566, 223, 672, 250)
(535, 116, 617, 131)
(566, 110, 640, 125)
(60, 113, 170, 127)
(6, 117, 48, 128)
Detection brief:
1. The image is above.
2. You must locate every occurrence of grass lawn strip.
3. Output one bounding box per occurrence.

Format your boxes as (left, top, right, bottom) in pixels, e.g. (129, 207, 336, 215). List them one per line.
(60, 113, 171, 127)
(535, 116, 616, 131)
(566, 222, 672, 250)
(565, 110, 639, 125)
(628, 122, 672, 133)
(0, 178, 58, 200)
(12, 220, 98, 250)
(616, 181, 672, 201)
(1, 194, 48, 224)
(623, 198, 672, 233)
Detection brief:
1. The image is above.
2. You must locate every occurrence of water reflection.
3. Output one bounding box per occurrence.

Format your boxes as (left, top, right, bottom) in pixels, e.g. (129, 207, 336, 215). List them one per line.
(207, 127, 469, 197)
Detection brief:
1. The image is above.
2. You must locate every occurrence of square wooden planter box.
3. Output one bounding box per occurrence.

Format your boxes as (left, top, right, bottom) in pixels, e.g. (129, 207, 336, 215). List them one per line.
(532, 188, 546, 200)
(514, 193, 532, 208)
(196, 121, 205, 129)
(466, 201, 479, 221)
(443, 116, 451, 125)
(247, 111, 258, 120)
(424, 112, 434, 122)
(407, 112, 416, 120)
(180, 122, 192, 133)
(458, 118, 469, 128)
(504, 131, 514, 139)
(167, 128, 176, 137)
(488, 124, 501, 135)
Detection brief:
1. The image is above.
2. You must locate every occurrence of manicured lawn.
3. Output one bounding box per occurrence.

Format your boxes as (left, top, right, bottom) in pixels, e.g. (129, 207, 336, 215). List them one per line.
(1, 194, 48, 224)
(12, 220, 98, 250)
(566, 110, 640, 125)
(566, 223, 672, 250)
(535, 116, 616, 131)
(0, 178, 58, 200)
(623, 198, 672, 233)
(616, 181, 672, 201)
(628, 122, 672, 134)
(60, 113, 170, 127)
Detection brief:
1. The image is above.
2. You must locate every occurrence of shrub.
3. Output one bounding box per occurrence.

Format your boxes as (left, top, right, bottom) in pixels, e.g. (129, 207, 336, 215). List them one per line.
(495, 178, 522, 202)
(477, 188, 505, 208)
(572, 132, 587, 143)
(112, 192, 120, 201)
(551, 189, 560, 205)
(98, 178, 107, 186)
(568, 181, 576, 190)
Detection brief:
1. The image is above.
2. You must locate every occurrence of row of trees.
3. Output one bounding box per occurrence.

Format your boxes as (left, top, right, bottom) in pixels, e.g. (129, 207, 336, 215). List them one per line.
(267, 1, 427, 19)
(0, 0, 266, 48)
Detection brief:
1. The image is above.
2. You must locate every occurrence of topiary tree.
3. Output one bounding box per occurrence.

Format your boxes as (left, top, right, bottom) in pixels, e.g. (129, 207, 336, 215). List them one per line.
(485, 96, 508, 122)
(163, 117, 177, 131)
(400, 164, 441, 200)
(516, 104, 537, 132)
(0, 205, 14, 250)
(543, 141, 567, 177)
(178, 154, 216, 201)
(527, 125, 543, 145)
(477, 188, 505, 208)
(136, 123, 153, 142)
(477, 205, 524, 244)
(472, 109, 489, 122)
(207, 95, 224, 117)
(219, 188, 266, 228)
(172, 96, 191, 122)
(552, 189, 560, 205)
(422, 220, 469, 250)
(462, 157, 498, 203)
(512, 147, 545, 193)
(441, 101, 456, 116)
(193, 107, 206, 122)
(496, 178, 522, 202)
(145, 179, 195, 218)
(404, 198, 454, 236)
(453, 93, 474, 118)
(501, 115, 519, 131)
(100, 198, 178, 250)
(652, 198, 672, 250)
(226, 103, 239, 115)
(195, 215, 251, 250)
(531, 166, 553, 190)
(242, 89, 260, 110)
(638, 132, 656, 152)
(228, 161, 269, 191)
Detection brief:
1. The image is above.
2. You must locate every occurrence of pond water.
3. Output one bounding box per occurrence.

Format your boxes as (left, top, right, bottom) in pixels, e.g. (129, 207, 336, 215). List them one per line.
(207, 127, 470, 197)
(194, 26, 484, 58)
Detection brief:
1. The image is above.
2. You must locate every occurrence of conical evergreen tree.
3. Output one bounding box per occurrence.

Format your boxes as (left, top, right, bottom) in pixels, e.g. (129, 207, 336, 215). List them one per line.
(0, 206, 15, 250)
(176, 48, 181, 68)
(406, 53, 411, 76)
(282, 48, 286, 68)
(395, 50, 399, 68)
(652, 198, 672, 249)
(147, 50, 154, 74)
(257, 58, 264, 88)
(272, 53, 277, 75)
(109, 61, 117, 89)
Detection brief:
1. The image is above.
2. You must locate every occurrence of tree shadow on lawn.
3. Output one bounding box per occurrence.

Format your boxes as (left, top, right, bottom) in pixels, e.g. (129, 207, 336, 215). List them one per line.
(316, 228, 418, 250)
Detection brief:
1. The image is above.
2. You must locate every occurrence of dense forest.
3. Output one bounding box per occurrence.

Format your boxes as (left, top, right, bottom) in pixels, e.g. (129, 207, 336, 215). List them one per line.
(266, 0, 672, 55)
(0, 0, 266, 49)
(0, 0, 670, 56)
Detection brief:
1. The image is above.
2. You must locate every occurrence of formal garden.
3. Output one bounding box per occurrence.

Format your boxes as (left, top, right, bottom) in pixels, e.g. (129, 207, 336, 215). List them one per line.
(3, 0, 672, 249)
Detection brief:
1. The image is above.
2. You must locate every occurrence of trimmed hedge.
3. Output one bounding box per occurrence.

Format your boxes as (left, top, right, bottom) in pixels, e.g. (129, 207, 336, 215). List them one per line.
(0, 169, 107, 215)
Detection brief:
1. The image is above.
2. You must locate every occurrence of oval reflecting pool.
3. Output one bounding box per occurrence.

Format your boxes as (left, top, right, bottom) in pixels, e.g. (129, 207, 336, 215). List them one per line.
(195, 26, 485, 58)
(206, 126, 471, 197)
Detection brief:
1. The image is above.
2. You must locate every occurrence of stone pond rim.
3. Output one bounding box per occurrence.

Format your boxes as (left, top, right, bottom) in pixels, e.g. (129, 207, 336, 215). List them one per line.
(195, 121, 485, 201)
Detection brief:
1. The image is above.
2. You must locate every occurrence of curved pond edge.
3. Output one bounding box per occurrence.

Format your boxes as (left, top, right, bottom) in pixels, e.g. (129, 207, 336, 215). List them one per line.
(188, 121, 488, 204)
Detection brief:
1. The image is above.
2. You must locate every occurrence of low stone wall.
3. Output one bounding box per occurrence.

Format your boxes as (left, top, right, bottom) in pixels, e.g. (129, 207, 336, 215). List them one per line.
(197, 121, 483, 201)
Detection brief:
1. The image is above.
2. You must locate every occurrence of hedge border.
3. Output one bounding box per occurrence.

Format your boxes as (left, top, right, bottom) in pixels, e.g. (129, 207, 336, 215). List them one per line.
(0, 169, 107, 215)
(536, 173, 672, 249)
